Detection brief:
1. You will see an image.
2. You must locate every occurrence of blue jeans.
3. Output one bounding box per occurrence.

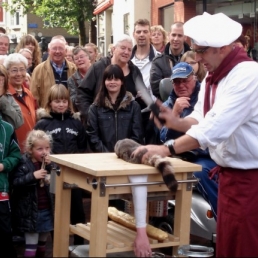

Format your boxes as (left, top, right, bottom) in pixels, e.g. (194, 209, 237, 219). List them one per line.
(193, 157, 218, 220)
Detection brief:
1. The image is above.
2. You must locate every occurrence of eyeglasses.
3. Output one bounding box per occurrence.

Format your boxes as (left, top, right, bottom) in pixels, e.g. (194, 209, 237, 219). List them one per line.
(74, 55, 88, 61)
(173, 76, 193, 86)
(191, 46, 210, 54)
(9, 68, 27, 74)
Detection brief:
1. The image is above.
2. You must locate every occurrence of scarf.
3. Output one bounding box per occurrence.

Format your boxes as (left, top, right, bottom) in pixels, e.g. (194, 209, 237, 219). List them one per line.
(203, 47, 252, 116)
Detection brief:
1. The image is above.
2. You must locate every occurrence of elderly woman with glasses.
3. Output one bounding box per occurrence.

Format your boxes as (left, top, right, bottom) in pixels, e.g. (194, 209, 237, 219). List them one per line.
(67, 46, 91, 112)
(3, 53, 37, 152)
(0, 65, 24, 129)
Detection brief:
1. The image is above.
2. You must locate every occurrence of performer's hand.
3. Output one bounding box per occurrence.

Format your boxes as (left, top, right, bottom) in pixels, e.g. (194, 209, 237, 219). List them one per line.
(132, 145, 170, 163)
(134, 228, 152, 257)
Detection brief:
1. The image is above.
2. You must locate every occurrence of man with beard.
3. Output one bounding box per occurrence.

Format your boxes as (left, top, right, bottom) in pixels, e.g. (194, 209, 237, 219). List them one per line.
(150, 22, 190, 99)
(131, 19, 160, 144)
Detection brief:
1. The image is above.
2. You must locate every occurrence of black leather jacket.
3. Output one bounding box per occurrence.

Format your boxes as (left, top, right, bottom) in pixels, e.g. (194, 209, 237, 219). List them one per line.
(150, 42, 191, 99)
(34, 109, 87, 154)
(86, 92, 143, 152)
(11, 154, 53, 232)
(77, 56, 145, 122)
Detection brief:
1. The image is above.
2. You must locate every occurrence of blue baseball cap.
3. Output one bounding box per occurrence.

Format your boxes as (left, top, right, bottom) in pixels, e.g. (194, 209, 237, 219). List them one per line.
(170, 62, 194, 81)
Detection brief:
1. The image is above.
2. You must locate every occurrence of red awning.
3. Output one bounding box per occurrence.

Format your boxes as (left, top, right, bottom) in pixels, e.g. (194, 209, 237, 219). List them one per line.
(93, 0, 114, 15)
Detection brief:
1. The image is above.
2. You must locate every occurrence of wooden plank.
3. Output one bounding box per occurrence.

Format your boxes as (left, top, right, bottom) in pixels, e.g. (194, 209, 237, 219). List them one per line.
(107, 223, 135, 245)
(108, 221, 158, 244)
(106, 228, 126, 248)
(72, 224, 114, 249)
(88, 188, 109, 256)
(167, 233, 180, 242)
(70, 224, 90, 240)
(53, 166, 71, 257)
(50, 153, 201, 177)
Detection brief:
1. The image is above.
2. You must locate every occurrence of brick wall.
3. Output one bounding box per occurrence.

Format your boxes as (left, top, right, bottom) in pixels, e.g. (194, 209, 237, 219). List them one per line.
(151, 0, 174, 25)
(174, 0, 184, 22)
(184, 0, 197, 22)
(151, 0, 197, 26)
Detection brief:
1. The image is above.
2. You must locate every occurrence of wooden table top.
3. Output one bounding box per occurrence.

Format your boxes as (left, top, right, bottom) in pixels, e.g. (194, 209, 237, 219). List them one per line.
(50, 153, 201, 177)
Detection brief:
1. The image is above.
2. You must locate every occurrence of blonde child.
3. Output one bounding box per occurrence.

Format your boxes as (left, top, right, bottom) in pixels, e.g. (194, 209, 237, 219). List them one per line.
(11, 130, 54, 257)
(34, 84, 87, 245)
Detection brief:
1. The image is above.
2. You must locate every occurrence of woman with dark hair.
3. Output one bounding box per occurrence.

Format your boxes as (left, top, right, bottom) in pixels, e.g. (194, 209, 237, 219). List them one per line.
(0, 65, 23, 129)
(86, 64, 143, 152)
(15, 34, 42, 74)
(87, 64, 151, 257)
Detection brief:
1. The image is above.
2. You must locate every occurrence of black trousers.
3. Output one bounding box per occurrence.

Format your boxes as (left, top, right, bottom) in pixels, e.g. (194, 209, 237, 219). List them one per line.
(0, 200, 17, 257)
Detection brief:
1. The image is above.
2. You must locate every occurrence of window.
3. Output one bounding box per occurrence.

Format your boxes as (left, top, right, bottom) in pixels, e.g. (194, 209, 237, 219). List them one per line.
(44, 20, 50, 26)
(124, 13, 130, 35)
(160, 4, 174, 32)
(10, 9, 20, 26)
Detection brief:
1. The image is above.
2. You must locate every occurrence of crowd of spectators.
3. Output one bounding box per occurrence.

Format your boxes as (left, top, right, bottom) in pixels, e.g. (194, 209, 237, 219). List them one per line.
(0, 13, 257, 257)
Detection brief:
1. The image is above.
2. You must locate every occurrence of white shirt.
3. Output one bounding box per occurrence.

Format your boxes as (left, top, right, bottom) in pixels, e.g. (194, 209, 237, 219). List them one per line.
(131, 45, 159, 105)
(187, 61, 258, 169)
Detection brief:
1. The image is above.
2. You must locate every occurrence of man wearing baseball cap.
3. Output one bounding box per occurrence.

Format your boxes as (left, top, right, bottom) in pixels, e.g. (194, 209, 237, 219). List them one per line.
(133, 12, 258, 256)
(161, 62, 218, 221)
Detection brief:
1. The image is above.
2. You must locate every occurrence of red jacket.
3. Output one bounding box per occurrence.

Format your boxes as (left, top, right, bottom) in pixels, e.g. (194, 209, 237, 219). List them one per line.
(9, 83, 36, 153)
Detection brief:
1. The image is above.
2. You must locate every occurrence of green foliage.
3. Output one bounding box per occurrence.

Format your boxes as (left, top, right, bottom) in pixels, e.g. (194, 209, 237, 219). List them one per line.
(3, 0, 96, 36)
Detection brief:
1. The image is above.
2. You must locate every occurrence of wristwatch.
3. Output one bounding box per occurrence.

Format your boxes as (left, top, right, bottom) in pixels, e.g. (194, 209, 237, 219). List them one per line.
(164, 139, 176, 156)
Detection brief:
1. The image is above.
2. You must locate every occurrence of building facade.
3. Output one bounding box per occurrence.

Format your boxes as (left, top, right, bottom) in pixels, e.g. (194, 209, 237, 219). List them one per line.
(94, 0, 258, 56)
(93, 0, 151, 56)
(1, 1, 81, 52)
(152, 0, 258, 50)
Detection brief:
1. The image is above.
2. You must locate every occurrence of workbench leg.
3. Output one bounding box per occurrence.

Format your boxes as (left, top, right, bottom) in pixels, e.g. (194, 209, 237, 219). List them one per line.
(173, 183, 192, 256)
(53, 167, 71, 257)
(89, 188, 109, 257)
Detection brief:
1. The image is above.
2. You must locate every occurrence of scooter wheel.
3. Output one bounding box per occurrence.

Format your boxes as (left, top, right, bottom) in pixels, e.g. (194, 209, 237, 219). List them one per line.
(158, 221, 173, 235)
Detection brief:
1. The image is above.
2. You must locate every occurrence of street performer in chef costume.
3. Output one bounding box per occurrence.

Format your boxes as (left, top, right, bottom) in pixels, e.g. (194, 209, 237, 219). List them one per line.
(132, 12, 258, 257)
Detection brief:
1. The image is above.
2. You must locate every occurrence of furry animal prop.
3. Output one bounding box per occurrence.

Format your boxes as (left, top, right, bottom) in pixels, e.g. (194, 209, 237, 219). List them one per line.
(114, 138, 178, 192)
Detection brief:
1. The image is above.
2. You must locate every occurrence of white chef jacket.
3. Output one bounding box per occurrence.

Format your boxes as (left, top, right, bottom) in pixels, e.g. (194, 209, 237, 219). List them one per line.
(187, 61, 258, 169)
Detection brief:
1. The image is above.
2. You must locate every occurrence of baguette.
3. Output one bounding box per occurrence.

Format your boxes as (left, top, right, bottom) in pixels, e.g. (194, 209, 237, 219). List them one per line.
(108, 207, 168, 241)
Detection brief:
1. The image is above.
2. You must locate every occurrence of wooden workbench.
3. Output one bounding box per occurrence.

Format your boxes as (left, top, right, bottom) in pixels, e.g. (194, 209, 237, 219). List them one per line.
(50, 153, 201, 257)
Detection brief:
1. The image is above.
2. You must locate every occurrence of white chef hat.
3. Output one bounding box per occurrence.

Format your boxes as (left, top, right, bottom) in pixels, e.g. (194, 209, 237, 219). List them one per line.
(184, 12, 242, 47)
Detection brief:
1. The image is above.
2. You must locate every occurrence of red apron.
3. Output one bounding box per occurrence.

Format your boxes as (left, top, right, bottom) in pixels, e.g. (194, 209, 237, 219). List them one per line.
(217, 167, 258, 257)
